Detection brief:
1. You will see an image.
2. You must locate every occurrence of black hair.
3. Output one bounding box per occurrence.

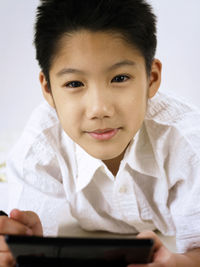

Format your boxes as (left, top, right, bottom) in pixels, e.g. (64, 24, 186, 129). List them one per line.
(34, 0, 157, 86)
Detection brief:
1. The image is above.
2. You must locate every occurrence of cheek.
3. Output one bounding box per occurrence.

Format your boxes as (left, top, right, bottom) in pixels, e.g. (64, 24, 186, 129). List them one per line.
(122, 93, 147, 129)
(51, 88, 85, 136)
(123, 91, 147, 114)
(56, 102, 83, 136)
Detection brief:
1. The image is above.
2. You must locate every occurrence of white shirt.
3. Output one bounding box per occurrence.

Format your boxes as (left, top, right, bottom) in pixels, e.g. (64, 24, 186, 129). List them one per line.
(6, 91, 200, 253)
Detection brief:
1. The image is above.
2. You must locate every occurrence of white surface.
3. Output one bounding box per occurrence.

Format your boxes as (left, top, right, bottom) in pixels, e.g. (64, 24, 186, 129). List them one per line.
(0, 0, 200, 134)
(0, 131, 21, 212)
(0, 182, 8, 212)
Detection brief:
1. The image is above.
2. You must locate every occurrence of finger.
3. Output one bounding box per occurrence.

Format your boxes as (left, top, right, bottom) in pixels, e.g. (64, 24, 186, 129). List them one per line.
(127, 260, 163, 267)
(0, 251, 16, 267)
(0, 236, 9, 251)
(136, 230, 163, 251)
(10, 209, 43, 236)
(127, 263, 161, 267)
(0, 216, 31, 236)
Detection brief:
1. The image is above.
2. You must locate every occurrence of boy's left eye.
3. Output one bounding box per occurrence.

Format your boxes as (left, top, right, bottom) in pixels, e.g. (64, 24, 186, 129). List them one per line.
(111, 75, 129, 83)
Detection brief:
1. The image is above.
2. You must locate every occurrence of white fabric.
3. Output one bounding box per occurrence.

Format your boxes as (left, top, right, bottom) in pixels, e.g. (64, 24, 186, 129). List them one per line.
(6, 91, 200, 253)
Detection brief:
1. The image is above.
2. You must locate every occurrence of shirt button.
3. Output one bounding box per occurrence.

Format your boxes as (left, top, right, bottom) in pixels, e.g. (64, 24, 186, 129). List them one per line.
(119, 185, 128, 193)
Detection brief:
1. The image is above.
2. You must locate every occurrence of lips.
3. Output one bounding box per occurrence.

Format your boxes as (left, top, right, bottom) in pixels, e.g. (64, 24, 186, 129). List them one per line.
(87, 128, 119, 141)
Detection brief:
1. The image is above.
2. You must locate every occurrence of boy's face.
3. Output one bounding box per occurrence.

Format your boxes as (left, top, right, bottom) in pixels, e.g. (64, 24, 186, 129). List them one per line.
(40, 30, 161, 161)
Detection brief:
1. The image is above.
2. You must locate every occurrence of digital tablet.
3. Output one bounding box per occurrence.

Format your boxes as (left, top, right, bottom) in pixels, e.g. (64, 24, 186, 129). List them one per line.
(5, 235, 154, 267)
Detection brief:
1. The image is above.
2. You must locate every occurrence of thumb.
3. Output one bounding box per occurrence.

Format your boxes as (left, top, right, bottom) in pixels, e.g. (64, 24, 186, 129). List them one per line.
(137, 230, 163, 252)
(10, 209, 43, 236)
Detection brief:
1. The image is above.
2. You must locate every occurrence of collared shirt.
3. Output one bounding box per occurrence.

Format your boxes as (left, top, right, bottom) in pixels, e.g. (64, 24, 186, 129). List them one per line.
(6, 91, 200, 253)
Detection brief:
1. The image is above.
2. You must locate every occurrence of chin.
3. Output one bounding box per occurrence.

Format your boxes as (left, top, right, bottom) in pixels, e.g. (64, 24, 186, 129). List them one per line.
(82, 140, 128, 160)
(89, 148, 125, 161)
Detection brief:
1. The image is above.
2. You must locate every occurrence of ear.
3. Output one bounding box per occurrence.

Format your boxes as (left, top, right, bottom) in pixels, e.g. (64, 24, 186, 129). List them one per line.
(39, 71, 55, 108)
(148, 59, 162, 99)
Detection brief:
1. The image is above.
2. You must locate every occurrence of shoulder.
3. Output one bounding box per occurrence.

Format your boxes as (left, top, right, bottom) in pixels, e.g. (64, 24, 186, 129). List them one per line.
(143, 91, 200, 181)
(9, 101, 59, 157)
(145, 91, 200, 127)
(7, 101, 74, 178)
(145, 91, 200, 151)
(25, 100, 59, 135)
(6, 103, 74, 215)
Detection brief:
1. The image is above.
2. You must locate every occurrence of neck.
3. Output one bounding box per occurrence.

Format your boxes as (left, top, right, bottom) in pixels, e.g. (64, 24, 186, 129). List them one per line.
(103, 150, 126, 177)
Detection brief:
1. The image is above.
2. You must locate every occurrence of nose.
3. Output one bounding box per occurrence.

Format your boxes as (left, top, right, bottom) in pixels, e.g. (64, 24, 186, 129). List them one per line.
(85, 87, 114, 120)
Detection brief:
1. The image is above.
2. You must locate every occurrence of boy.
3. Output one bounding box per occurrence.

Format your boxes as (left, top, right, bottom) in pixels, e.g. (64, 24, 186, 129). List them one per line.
(1, 0, 200, 266)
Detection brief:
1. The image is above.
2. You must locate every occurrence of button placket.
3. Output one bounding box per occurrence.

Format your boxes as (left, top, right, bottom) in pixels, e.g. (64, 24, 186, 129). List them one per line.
(118, 185, 128, 194)
(114, 172, 146, 232)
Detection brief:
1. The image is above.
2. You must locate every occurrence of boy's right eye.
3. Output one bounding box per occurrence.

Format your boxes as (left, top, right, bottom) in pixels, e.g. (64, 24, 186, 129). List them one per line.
(65, 81, 84, 88)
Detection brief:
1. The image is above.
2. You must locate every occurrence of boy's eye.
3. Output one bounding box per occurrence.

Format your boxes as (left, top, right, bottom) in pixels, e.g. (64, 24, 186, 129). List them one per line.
(65, 81, 84, 88)
(111, 75, 129, 83)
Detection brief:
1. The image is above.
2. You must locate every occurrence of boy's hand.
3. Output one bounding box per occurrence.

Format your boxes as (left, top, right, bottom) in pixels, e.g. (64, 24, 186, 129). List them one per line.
(128, 230, 200, 267)
(0, 209, 43, 267)
(127, 230, 177, 267)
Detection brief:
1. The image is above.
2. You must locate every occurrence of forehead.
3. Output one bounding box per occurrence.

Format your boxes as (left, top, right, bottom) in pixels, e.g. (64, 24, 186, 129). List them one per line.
(50, 30, 144, 72)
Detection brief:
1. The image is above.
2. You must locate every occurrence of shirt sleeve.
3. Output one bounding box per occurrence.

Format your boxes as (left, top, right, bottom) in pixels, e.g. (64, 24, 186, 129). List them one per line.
(167, 125, 200, 253)
(6, 135, 70, 236)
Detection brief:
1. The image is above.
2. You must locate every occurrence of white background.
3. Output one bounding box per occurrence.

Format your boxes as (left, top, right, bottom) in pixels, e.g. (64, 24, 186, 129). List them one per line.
(0, 0, 200, 134)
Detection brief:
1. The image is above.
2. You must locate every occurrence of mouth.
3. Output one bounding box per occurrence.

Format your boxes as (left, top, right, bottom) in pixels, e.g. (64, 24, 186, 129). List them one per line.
(86, 128, 120, 141)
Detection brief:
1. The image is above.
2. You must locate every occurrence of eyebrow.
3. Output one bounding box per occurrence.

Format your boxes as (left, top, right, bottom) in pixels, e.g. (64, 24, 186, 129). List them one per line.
(56, 59, 136, 77)
(107, 60, 136, 71)
(56, 68, 86, 76)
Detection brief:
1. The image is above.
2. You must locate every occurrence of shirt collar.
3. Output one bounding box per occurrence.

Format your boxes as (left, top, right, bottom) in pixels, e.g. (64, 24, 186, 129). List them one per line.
(123, 123, 161, 179)
(75, 143, 104, 192)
